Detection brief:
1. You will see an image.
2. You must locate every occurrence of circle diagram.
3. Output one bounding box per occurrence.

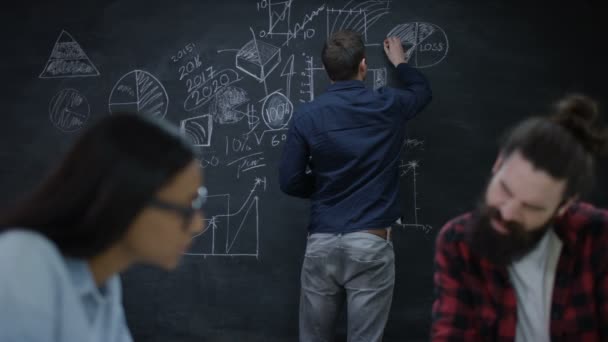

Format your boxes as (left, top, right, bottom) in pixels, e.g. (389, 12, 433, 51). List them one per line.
(261, 92, 293, 130)
(387, 22, 449, 68)
(109, 70, 169, 118)
(48, 88, 89, 132)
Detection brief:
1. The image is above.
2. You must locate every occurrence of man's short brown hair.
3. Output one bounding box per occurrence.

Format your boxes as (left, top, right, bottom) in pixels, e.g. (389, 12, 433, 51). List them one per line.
(322, 30, 365, 81)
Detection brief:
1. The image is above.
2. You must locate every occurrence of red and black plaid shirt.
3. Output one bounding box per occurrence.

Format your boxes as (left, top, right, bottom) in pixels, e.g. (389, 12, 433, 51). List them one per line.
(432, 202, 608, 341)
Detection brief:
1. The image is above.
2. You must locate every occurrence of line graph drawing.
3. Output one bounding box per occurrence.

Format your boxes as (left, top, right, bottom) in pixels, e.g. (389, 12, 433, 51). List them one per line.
(236, 28, 281, 95)
(387, 22, 449, 68)
(259, 0, 292, 38)
(280, 4, 325, 46)
(185, 177, 267, 257)
(108, 70, 169, 118)
(257, 0, 324, 45)
(396, 159, 432, 234)
(39, 30, 100, 78)
(181, 114, 213, 147)
(326, 0, 391, 42)
(48, 88, 89, 132)
(395, 139, 432, 234)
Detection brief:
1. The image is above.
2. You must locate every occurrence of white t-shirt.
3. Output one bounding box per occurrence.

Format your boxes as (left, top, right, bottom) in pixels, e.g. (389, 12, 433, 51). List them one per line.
(508, 228, 563, 342)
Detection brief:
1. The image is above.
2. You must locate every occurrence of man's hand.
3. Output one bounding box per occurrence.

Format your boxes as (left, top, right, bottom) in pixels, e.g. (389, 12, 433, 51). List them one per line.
(384, 37, 408, 67)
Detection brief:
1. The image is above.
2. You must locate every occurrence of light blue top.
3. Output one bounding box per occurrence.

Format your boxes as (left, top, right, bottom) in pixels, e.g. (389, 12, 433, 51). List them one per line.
(0, 230, 133, 342)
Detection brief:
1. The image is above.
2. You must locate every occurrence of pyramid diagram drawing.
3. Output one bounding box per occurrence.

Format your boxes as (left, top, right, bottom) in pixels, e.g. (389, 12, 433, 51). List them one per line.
(39, 30, 100, 78)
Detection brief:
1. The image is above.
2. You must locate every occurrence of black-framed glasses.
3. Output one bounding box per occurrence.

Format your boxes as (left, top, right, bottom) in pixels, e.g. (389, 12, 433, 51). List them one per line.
(149, 186, 207, 229)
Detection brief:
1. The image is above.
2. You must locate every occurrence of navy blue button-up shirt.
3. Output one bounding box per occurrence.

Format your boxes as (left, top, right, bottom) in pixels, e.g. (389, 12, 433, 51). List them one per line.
(279, 63, 432, 234)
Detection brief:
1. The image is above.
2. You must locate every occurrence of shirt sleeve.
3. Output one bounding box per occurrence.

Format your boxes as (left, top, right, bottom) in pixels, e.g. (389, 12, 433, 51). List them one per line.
(279, 115, 315, 198)
(431, 222, 481, 341)
(600, 268, 608, 340)
(0, 232, 61, 341)
(390, 63, 433, 121)
(595, 210, 608, 339)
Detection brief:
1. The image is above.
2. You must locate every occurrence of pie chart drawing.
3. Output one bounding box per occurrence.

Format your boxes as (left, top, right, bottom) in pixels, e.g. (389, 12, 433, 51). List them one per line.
(387, 22, 449, 68)
(48, 88, 89, 132)
(108, 70, 169, 119)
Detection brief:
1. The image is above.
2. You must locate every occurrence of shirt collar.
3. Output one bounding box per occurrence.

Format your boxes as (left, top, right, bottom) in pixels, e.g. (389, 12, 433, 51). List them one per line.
(553, 201, 583, 248)
(326, 80, 365, 92)
(64, 257, 110, 301)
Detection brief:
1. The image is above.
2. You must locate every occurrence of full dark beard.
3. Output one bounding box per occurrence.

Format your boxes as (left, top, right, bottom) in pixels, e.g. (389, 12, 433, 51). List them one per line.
(466, 203, 553, 266)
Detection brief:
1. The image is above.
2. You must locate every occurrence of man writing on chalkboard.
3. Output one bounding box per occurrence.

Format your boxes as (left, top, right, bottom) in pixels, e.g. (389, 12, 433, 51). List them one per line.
(279, 30, 432, 342)
(432, 94, 608, 341)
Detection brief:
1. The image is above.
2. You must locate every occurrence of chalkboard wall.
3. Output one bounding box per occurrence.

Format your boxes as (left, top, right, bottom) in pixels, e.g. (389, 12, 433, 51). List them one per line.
(1, 0, 607, 340)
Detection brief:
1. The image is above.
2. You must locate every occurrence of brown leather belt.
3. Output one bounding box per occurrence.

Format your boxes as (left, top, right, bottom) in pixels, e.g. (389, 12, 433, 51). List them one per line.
(360, 228, 391, 240)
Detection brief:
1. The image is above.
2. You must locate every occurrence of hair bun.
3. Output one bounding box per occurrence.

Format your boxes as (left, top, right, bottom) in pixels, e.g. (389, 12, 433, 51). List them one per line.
(554, 94, 598, 121)
(551, 94, 608, 156)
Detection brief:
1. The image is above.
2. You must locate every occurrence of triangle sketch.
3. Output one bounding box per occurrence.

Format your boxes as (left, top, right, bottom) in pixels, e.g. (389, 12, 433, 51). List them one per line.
(39, 30, 100, 78)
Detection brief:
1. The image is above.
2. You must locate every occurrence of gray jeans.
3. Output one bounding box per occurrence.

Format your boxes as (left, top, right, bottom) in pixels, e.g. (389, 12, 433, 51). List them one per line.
(299, 232, 395, 342)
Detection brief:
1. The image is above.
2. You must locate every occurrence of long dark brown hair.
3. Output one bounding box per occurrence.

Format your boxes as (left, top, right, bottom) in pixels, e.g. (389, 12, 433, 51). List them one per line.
(0, 112, 195, 258)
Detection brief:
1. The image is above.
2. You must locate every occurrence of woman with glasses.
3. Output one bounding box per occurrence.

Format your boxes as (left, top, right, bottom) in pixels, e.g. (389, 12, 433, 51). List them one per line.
(0, 112, 206, 341)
